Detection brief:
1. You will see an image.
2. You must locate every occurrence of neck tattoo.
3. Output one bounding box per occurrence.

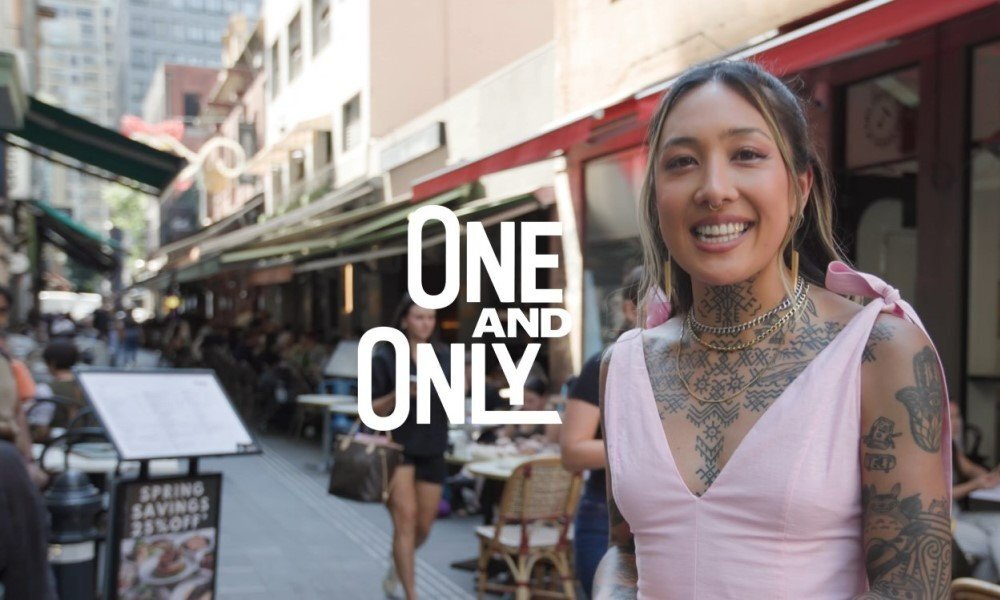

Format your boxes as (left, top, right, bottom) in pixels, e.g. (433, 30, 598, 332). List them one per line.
(695, 279, 763, 327)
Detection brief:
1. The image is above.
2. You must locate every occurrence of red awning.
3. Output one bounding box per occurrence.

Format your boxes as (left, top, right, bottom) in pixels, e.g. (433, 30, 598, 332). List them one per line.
(410, 0, 994, 202)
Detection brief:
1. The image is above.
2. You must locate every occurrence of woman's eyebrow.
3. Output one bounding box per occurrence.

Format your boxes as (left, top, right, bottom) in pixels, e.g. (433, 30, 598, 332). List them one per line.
(659, 135, 699, 151)
(724, 127, 772, 141)
(660, 127, 772, 152)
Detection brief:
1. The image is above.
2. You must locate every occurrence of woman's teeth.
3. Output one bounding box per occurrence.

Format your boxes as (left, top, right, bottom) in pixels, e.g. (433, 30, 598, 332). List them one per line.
(694, 222, 751, 244)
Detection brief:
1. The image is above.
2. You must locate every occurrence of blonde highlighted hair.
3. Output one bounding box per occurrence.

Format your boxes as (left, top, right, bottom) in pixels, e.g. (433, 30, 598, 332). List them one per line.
(637, 60, 847, 323)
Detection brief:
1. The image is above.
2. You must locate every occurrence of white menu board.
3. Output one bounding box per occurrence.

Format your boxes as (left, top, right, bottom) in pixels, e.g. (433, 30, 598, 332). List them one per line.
(75, 369, 259, 460)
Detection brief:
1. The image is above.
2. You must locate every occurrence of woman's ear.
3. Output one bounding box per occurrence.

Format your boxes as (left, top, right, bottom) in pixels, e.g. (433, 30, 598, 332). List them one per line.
(795, 166, 815, 216)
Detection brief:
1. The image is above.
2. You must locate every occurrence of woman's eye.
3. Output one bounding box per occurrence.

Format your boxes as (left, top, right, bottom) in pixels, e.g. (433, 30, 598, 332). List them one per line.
(734, 148, 766, 161)
(665, 156, 696, 170)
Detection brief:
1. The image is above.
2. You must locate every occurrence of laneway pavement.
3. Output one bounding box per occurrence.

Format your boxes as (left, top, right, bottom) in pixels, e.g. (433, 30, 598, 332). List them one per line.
(205, 435, 481, 599)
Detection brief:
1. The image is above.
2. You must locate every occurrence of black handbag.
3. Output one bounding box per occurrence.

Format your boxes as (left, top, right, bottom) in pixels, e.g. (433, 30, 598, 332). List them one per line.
(328, 422, 403, 503)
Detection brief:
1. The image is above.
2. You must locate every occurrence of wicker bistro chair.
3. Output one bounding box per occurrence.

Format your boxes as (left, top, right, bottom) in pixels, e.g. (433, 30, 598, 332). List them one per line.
(952, 578, 1000, 599)
(475, 457, 583, 600)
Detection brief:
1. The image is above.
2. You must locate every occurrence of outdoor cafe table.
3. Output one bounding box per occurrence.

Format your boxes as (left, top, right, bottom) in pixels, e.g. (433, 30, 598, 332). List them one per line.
(294, 393, 358, 470)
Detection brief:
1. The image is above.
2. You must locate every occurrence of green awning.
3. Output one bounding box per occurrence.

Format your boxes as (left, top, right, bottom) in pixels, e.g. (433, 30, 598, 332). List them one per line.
(339, 191, 539, 251)
(23, 200, 121, 272)
(7, 97, 186, 193)
(176, 257, 222, 283)
(293, 190, 549, 274)
(220, 183, 479, 264)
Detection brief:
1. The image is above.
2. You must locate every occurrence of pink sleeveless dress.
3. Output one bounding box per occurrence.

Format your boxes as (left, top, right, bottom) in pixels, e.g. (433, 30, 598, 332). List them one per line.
(604, 262, 952, 599)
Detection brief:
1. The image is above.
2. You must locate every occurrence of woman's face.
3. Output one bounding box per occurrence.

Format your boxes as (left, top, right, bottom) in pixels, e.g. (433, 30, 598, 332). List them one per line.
(653, 81, 810, 286)
(401, 305, 436, 343)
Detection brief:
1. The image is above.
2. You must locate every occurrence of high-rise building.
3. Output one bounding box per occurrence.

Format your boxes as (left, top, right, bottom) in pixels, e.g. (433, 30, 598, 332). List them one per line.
(36, 0, 120, 229)
(118, 0, 260, 120)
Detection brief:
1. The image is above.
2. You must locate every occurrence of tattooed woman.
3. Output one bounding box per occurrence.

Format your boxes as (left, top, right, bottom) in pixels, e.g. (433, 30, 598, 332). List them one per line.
(592, 61, 952, 599)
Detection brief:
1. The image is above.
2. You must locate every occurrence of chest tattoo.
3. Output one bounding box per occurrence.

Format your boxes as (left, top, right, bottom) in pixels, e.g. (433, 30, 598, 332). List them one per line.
(643, 299, 888, 494)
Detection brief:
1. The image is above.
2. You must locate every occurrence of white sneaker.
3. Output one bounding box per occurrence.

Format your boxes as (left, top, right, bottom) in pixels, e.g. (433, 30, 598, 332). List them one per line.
(383, 559, 400, 597)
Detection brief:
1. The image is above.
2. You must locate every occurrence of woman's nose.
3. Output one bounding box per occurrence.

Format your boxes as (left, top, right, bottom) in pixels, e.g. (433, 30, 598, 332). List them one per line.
(694, 159, 738, 209)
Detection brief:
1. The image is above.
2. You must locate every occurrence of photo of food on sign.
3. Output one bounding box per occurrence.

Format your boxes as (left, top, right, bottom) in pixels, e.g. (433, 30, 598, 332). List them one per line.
(112, 476, 221, 600)
(117, 528, 215, 600)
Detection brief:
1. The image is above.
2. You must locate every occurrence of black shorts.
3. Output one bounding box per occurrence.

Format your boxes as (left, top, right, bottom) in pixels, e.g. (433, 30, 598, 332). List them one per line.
(401, 453, 447, 485)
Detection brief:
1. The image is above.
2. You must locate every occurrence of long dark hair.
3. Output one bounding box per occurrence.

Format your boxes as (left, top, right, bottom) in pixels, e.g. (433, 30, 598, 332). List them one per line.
(390, 293, 419, 332)
(637, 60, 847, 320)
(389, 293, 443, 349)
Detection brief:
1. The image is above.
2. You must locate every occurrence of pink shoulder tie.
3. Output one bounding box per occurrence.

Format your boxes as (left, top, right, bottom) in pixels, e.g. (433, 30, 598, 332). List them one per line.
(825, 261, 921, 327)
(644, 288, 672, 329)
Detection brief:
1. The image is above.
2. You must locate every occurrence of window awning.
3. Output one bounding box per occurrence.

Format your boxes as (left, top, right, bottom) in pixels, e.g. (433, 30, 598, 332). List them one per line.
(6, 97, 187, 193)
(245, 114, 332, 176)
(294, 188, 553, 274)
(22, 199, 121, 272)
(197, 177, 378, 256)
(409, 0, 995, 202)
(220, 183, 478, 264)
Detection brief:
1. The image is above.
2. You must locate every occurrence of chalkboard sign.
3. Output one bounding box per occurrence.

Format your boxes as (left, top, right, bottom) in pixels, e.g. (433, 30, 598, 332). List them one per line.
(74, 368, 259, 461)
(106, 474, 222, 600)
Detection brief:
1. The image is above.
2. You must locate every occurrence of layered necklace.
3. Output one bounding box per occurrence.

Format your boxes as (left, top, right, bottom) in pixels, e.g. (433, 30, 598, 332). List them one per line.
(676, 278, 809, 404)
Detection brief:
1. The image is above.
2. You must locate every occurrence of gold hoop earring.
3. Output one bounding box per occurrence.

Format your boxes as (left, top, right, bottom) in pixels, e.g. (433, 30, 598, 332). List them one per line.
(664, 258, 673, 301)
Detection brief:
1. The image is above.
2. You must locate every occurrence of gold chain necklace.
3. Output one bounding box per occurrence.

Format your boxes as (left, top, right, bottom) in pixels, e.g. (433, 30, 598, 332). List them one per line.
(675, 287, 807, 404)
(687, 282, 809, 352)
(690, 277, 804, 336)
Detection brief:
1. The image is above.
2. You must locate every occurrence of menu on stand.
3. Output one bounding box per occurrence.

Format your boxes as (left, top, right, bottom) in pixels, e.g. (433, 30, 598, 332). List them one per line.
(74, 369, 260, 460)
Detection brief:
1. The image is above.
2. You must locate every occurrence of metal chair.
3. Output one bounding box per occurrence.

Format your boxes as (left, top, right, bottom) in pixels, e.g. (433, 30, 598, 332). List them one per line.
(952, 577, 1000, 599)
(475, 457, 582, 600)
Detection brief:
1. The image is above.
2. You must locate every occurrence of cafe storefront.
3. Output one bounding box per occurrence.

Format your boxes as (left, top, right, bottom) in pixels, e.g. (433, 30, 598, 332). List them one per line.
(409, 0, 1000, 455)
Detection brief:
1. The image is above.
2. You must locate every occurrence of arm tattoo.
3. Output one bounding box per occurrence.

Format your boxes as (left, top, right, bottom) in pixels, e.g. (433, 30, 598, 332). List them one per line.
(862, 417, 901, 473)
(861, 484, 951, 598)
(894, 347, 944, 453)
(862, 322, 893, 363)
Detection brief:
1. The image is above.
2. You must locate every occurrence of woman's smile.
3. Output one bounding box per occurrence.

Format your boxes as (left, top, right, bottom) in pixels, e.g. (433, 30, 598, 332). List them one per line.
(690, 217, 756, 253)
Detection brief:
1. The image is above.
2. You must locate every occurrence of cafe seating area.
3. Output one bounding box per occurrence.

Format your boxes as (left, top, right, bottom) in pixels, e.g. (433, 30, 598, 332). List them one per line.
(474, 457, 581, 600)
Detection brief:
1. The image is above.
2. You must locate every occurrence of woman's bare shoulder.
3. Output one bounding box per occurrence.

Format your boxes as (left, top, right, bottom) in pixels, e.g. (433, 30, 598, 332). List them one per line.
(809, 283, 866, 323)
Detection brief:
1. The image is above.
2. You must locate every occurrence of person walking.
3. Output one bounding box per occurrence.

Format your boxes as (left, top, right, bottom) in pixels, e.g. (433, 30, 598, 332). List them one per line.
(561, 266, 641, 597)
(593, 60, 951, 598)
(370, 294, 450, 600)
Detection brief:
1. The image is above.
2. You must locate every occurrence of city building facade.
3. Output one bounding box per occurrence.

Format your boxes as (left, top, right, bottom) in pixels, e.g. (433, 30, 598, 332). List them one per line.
(118, 0, 259, 119)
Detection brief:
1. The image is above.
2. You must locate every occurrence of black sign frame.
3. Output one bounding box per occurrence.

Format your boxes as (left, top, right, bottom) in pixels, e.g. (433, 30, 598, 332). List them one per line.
(105, 472, 223, 600)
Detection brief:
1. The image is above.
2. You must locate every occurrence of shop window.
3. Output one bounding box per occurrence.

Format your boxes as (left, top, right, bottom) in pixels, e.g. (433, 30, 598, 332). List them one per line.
(271, 167, 283, 210)
(967, 40, 1000, 379)
(843, 67, 920, 301)
(288, 11, 303, 81)
(183, 93, 200, 120)
(342, 94, 360, 152)
(314, 130, 333, 167)
(269, 41, 281, 98)
(582, 146, 646, 353)
(845, 68, 919, 170)
(290, 150, 306, 184)
(313, 0, 331, 55)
